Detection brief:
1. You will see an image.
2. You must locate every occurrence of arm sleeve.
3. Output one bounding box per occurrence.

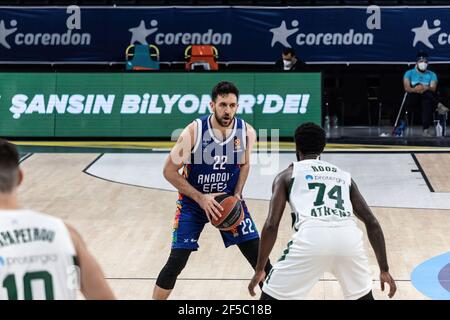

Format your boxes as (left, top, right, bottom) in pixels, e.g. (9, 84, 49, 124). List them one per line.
(403, 70, 411, 81)
(431, 71, 438, 82)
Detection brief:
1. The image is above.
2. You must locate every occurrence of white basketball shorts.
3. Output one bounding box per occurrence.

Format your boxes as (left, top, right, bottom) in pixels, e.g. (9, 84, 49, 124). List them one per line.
(262, 225, 373, 300)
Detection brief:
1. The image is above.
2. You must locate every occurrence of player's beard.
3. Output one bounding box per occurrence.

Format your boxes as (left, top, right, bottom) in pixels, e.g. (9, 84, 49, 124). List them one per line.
(215, 112, 234, 128)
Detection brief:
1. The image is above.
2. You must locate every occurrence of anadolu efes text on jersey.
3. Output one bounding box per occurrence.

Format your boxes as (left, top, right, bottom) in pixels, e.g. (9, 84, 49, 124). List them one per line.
(289, 159, 355, 229)
(182, 115, 246, 200)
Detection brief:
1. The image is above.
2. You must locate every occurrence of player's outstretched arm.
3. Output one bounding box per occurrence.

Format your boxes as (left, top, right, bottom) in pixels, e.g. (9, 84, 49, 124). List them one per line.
(248, 166, 291, 296)
(350, 179, 397, 298)
(66, 224, 116, 300)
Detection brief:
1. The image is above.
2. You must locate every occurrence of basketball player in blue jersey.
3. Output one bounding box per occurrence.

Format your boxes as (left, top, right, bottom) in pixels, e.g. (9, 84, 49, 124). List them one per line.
(153, 81, 272, 300)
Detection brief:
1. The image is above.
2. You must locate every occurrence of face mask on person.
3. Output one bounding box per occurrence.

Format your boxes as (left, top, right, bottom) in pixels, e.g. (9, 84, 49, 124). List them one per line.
(418, 62, 428, 71)
(283, 59, 293, 69)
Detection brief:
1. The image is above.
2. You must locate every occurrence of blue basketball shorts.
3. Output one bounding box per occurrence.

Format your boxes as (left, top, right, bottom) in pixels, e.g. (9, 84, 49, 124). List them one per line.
(171, 199, 260, 250)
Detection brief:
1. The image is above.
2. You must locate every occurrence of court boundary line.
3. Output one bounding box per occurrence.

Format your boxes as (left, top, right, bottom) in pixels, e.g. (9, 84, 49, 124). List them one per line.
(10, 140, 450, 153)
(83, 154, 104, 173)
(410, 153, 435, 193)
(82, 153, 166, 191)
(105, 277, 411, 282)
(19, 153, 33, 163)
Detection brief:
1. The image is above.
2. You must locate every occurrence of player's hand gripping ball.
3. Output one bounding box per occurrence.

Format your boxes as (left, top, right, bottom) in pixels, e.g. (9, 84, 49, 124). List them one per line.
(211, 194, 244, 231)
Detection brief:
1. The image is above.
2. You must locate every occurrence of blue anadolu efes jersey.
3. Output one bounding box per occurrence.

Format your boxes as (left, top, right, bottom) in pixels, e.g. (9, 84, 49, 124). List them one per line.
(179, 114, 247, 210)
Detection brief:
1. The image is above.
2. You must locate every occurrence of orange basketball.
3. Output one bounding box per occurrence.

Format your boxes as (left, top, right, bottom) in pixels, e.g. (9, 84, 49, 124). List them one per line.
(212, 194, 244, 231)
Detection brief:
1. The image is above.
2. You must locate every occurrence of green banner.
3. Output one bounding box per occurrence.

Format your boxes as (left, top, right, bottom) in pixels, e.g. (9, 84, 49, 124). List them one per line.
(0, 72, 321, 137)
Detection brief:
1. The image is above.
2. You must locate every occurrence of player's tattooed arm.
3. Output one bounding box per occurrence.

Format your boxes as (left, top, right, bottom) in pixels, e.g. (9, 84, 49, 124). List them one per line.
(234, 124, 256, 200)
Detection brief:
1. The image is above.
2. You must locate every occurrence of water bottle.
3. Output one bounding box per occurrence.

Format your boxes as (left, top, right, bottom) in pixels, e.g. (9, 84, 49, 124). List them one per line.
(324, 115, 331, 138)
(394, 120, 406, 137)
(435, 120, 443, 137)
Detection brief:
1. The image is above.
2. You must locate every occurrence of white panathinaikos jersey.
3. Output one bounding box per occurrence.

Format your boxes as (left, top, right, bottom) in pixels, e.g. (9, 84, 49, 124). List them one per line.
(289, 159, 357, 230)
(0, 210, 78, 300)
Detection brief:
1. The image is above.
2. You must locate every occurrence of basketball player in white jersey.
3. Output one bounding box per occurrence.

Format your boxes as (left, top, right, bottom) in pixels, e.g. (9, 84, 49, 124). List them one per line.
(0, 140, 115, 300)
(248, 123, 397, 300)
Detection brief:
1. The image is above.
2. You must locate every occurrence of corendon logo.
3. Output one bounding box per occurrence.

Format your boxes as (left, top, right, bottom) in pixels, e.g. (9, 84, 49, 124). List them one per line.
(0, 20, 17, 49)
(269, 19, 374, 48)
(268, 7, 382, 48)
(128, 19, 232, 46)
(0, 6, 91, 50)
(411, 19, 450, 49)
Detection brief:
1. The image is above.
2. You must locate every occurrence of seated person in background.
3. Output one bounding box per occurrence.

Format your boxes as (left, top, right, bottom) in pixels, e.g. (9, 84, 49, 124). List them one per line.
(403, 52, 448, 137)
(275, 48, 307, 71)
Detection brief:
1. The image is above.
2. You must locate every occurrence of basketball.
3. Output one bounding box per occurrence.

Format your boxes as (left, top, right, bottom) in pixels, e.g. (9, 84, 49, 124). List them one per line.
(211, 194, 244, 231)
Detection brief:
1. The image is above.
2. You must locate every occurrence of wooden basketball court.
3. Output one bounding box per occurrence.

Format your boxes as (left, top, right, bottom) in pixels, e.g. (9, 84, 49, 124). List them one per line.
(16, 148, 450, 300)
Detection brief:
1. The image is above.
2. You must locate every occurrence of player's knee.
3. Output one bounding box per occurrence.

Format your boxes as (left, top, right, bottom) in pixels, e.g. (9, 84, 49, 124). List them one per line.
(237, 238, 259, 265)
(238, 238, 272, 270)
(156, 249, 191, 290)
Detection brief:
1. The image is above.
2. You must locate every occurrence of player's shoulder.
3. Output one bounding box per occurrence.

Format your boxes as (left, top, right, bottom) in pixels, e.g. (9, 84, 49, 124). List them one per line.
(187, 115, 209, 132)
(275, 165, 294, 182)
(320, 160, 348, 172)
(329, 162, 352, 179)
(235, 116, 252, 129)
(272, 165, 294, 192)
(64, 222, 83, 243)
(196, 114, 210, 122)
(20, 209, 66, 228)
(244, 121, 256, 135)
(20, 209, 52, 219)
(184, 118, 201, 136)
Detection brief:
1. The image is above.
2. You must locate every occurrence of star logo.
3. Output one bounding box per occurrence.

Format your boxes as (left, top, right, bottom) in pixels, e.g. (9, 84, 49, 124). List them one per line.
(0, 20, 18, 49)
(129, 20, 158, 45)
(269, 20, 299, 48)
(411, 20, 441, 49)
